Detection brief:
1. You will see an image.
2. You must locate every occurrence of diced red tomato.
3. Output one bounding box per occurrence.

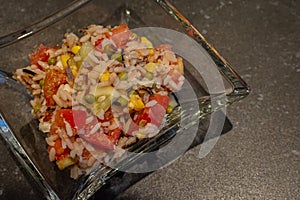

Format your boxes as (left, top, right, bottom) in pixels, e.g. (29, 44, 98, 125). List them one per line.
(57, 109, 87, 130)
(127, 94, 170, 135)
(80, 132, 115, 150)
(94, 38, 104, 52)
(107, 128, 122, 144)
(109, 24, 131, 48)
(44, 68, 67, 106)
(29, 44, 59, 68)
(149, 94, 170, 109)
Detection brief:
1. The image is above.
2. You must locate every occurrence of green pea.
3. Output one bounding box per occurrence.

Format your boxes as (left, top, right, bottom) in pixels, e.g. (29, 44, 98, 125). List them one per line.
(48, 57, 57, 65)
(39, 79, 45, 87)
(33, 104, 42, 113)
(111, 53, 122, 62)
(84, 94, 95, 104)
(145, 72, 153, 80)
(104, 44, 114, 56)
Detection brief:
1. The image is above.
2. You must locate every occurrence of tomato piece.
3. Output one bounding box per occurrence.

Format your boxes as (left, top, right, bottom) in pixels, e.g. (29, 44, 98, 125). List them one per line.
(29, 44, 59, 68)
(44, 69, 67, 106)
(108, 128, 122, 144)
(148, 104, 166, 127)
(95, 38, 104, 52)
(80, 132, 114, 150)
(149, 94, 170, 109)
(57, 109, 87, 130)
(109, 24, 131, 48)
(54, 138, 65, 155)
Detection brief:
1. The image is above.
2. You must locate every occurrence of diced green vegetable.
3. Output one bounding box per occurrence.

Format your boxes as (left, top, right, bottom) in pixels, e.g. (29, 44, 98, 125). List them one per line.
(111, 53, 122, 62)
(39, 79, 45, 87)
(117, 96, 128, 106)
(104, 44, 114, 56)
(118, 72, 128, 80)
(33, 104, 42, 113)
(48, 57, 57, 65)
(79, 42, 94, 59)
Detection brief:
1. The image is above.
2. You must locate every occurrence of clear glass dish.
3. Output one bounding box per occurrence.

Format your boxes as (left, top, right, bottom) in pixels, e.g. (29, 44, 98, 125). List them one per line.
(0, 0, 249, 199)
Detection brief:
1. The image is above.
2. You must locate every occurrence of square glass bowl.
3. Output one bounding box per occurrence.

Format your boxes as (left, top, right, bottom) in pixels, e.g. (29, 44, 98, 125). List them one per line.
(0, 0, 249, 199)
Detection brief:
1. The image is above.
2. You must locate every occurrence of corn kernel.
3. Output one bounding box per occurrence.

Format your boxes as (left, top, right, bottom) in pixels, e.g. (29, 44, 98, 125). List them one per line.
(70, 65, 77, 77)
(144, 62, 156, 73)
(176, 57, 184, 74)
(141, 36, 153, 48)
(149, 48, 154, 56)
(129, 94, 145, 111)
(135, 132, 146, 139)
(61, 54, 70, 68)
(71, 45, 81, 54)
(100, 71, 110, 82)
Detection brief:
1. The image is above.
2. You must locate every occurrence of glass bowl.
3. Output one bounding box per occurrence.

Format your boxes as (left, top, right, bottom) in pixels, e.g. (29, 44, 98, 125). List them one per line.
(0, 0, 249, 199)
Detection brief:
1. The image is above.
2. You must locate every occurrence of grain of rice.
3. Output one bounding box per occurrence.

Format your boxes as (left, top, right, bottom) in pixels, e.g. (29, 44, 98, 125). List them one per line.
(53, 94, 64, 107)
(88, 52, 100, 64)
(90, 123, 100, 135)
(54, 49, 63, 56)
(145, 100, 157, 107)
(62, 140, 67, 149)
(45, 137, 55, 146)
(32, 89, 41, 96)
(58, 87, 68, 101)
(65, 121, 73, 137)
(64, 137, 74, 150)
(98, 109, 104, 120)
(49, 147, 56, 161)
(79, 34, 91, 43)
(73, 55, 82, 62)
(108, 121, 118, 130)
(86, 115, 94, 124)
(87, 156, 96, 167)
(37, 61, 49, 69)
(32, 74, 44, 81)
(125, 136, 137, 147)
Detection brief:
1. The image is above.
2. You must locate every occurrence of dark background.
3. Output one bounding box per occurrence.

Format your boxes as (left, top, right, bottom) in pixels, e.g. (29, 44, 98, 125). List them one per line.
(0, 0, 299, 199)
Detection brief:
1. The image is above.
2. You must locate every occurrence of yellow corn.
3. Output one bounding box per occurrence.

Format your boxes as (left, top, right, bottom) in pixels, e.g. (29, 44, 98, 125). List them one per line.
(71, 45, 81, 54)
(135, 132, 146, 139)
(70, 65, 77, 77)
(61, 54, 70, 68)
(149, 48, 154, 56)
(176, 57, 184, 74)
(100, 71, 110, 82)
(56, 157, 75, 170)
(141, 37, 153, 48)
(129, 94, 145, 111)
(144, 62, 156, 73)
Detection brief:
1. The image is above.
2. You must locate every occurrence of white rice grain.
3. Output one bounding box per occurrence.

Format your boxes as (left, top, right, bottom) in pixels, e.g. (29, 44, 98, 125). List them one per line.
(37, 61, 49, 69)
(145, 100, 157, 107)
(49, 147, 56, 162)
(53, 95, 64, 107)
(65, 121, 73, 137)
(90, 123, 100, 135)
(80, 34, 91, 43)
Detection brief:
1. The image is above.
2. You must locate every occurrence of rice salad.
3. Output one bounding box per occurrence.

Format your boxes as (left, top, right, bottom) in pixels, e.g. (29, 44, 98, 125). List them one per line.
(13, 24, 185, 179)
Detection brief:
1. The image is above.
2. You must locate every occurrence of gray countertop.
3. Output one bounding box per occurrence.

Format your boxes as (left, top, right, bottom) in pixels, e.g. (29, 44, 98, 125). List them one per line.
(0, 0, 299, 199)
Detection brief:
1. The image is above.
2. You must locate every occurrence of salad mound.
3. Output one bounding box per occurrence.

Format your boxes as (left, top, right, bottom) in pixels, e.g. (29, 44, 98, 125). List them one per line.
(13, 24, 185, 179)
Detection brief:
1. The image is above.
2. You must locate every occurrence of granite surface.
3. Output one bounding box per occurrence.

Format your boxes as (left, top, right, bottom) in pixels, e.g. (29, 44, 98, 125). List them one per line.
(0, 0, 299, 199)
